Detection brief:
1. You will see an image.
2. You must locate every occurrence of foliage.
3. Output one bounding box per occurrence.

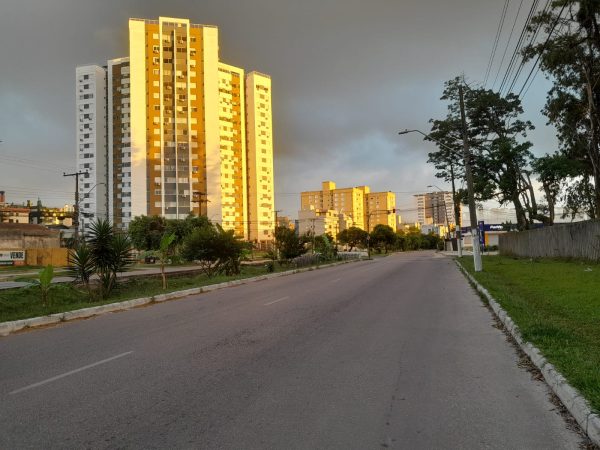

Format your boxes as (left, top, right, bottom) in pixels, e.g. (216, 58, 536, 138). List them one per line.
(157, 232, 176, 289)
(87, 219, 134, 298)
(68, 243, 95, 298)
(313, 234, 336, 260)
(128, 215, 167, 251)
(369, 224, 397, 253)
(128, 214, 212, 251)
(337, 227, 369, 251)
(396, 229, 442, 251)
(429, 77, 541, 230)
(37, 265, 54, 307)
(274, 226, 308, 261)
(181, 223, 248, 277)
(524, 0, 600, 218)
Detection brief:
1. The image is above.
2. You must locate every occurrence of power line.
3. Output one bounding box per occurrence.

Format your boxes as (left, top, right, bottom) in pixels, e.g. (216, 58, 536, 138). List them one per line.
(505, 0, 552, 94)
(496, 0, 541, 94)
(516, 2, 568, 98)
(484, 0, 511, 86)
(491, 0, 525, 89)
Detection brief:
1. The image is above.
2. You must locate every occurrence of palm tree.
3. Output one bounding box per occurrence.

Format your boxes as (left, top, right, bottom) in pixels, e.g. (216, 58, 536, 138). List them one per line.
(87, 219, 133, 298)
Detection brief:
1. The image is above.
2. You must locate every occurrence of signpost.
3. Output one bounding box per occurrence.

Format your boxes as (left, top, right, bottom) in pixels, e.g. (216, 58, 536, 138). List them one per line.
(0, 250, 26, 266)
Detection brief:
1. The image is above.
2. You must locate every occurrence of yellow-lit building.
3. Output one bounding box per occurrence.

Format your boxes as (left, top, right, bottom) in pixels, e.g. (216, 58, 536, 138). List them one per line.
(246, 72, 275, 242)
(365, 191, 396, 231)
(300, 181, 396, 232)
(218, 63, 248, 238)
(78, 16, 275, 241)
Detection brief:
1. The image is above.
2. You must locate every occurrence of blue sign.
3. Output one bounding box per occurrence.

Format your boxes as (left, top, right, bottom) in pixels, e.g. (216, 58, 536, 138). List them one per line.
(478, 221, 485, 245)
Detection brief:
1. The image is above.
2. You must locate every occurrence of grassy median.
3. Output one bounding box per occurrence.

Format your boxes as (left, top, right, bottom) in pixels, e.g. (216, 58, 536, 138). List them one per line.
(459, 255, 600, 413)
(0, 264, 279, 323)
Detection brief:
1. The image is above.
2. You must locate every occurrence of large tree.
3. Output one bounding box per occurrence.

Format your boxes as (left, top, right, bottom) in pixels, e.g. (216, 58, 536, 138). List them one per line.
(428, 78, 541, 230)
(524, 0, 600, 218)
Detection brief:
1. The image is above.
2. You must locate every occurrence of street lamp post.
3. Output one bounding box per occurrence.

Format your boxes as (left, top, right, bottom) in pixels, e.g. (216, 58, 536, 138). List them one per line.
(398, 129, 469, 259)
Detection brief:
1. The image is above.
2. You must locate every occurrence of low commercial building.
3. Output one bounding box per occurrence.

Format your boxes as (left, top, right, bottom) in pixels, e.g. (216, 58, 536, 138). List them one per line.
(0, 223, 68, 266)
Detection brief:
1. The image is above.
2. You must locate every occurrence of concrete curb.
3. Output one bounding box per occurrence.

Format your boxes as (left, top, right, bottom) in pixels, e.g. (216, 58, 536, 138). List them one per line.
(455, 259, 600, 447)
(0, 259, 362, 337)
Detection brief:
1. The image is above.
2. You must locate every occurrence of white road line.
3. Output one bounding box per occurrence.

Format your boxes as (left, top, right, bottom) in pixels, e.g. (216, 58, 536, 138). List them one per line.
(264, 296, 290, 306)
(9, 351, 133, 395)
(330, 278, 341, 283)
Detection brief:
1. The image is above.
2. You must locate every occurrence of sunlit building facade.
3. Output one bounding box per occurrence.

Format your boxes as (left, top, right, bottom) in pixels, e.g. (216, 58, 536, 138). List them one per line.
(246, 72, 275, 242)
(300, 181, 396, 232)
(76, 16, 275, 240)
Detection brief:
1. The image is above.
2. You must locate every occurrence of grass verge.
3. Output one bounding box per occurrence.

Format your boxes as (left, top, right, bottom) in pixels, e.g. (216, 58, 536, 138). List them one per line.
(0, 261, 319, 323)
(459, 255, 600, 414)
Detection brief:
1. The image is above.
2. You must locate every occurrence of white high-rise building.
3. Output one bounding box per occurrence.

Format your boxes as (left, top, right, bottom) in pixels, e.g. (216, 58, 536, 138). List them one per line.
(75, 65, 108, 233)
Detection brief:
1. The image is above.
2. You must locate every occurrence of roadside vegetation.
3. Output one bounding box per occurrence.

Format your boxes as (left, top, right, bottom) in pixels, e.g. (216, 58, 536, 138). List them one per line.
(460, 255, 600, 413)
(0, 265, 279, 323)
(1, 212, 444, 323)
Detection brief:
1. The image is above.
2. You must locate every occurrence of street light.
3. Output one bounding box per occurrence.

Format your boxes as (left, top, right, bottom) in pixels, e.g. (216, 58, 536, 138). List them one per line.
(427, 184, 451, 241)
(398, 128, 467, 258)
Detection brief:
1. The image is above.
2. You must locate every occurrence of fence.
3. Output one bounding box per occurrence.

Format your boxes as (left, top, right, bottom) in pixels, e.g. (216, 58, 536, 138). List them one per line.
(25, 248, 69, 267)
(499, 220, 600, 261)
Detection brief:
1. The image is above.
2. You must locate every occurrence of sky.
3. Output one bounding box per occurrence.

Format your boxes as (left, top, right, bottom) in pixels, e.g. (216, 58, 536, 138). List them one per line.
(0, 0, 559, 222)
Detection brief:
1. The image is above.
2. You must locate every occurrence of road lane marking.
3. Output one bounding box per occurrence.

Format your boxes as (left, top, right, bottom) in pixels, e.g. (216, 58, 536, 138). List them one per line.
(264, 296, 290, 306)
(330, 278, 341, 283)
(9, 351, 133, 395)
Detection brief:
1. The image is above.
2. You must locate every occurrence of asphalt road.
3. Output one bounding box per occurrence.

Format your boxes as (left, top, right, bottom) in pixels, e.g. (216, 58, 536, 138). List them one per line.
(0, 252, 582, 449)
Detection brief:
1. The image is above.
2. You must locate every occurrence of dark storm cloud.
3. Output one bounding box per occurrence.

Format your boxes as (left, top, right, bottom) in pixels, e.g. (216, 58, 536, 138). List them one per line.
(0, 0, 556, 218)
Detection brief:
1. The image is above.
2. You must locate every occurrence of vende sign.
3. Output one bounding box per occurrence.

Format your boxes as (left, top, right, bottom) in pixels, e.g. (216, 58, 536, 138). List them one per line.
(0, 250, 26, 266)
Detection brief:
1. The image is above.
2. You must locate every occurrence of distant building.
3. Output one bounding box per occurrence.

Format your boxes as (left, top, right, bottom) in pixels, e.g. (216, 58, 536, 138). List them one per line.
(0, 191, 31, 224)
(300, 181, 396, 232)
(297, 208, 340, 237)
(414, 191, 456, 228)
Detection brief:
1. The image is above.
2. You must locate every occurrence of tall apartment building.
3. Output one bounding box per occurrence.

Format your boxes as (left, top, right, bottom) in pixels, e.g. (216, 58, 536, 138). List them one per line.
(300, 181, 396, 232)
(107, 57, 131, 229)
(246, 72, 275, 241)
(76, 16, 275, 241)
(414, 191, 455, 227)
(75, 65, 108, 232)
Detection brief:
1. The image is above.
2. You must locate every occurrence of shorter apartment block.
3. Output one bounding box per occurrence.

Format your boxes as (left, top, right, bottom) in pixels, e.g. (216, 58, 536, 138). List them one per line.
(300, 181, 397, 234)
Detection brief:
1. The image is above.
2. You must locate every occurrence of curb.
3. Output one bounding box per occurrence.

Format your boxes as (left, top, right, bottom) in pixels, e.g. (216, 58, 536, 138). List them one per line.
(455, 259, 600, 447)
(0, 259, 362, 337)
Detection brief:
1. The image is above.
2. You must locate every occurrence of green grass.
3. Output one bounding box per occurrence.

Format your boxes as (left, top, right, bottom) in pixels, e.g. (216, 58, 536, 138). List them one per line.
(0, 264, 282, 323)
(459, 255, 600, 413)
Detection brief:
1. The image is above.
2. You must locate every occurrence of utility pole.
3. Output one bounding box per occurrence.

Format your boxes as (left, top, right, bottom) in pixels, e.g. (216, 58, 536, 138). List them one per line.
(273, 209, 282, 258)
(449, 163, 463, 257)
(63, 170, 88, 243)
(458, 84, 482, 271)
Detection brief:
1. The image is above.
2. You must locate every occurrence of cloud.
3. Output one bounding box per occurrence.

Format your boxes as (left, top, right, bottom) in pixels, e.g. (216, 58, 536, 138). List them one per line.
(0, 0, 559, 222)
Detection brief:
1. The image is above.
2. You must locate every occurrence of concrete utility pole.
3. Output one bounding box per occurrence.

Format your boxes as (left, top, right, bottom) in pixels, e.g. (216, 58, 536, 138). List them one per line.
(63, 170, 88, 243)
(458, 84, 483, 272)
(273, 209, 282, 258)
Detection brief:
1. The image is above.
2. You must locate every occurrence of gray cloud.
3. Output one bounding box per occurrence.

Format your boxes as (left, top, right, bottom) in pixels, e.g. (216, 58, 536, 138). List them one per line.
(0, 0, 558, 220)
